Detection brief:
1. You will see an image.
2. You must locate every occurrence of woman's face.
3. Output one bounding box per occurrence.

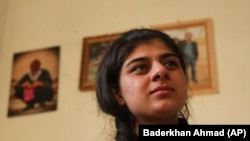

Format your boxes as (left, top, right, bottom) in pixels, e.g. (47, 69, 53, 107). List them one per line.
(117, 39, 188, 124)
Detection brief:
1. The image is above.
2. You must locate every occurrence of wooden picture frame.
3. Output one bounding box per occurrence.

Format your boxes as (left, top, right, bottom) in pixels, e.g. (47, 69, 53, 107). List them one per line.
(151, 18, 219, 95)
(79, 33, 122, 91)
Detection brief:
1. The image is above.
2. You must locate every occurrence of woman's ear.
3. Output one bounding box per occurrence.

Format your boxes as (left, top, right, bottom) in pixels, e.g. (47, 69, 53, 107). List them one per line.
(113, 91, 126, 105)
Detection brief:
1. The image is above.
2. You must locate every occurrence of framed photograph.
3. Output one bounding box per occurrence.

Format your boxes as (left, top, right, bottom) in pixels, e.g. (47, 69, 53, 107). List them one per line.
(8, 46, 60, 117)
(151, 18, 218, 95)
(79, 33, 122, 91)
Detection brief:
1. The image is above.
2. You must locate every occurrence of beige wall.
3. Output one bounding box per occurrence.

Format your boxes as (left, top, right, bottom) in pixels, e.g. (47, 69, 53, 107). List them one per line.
(0, 0, 250, 141)
(0, 0, 7, 55)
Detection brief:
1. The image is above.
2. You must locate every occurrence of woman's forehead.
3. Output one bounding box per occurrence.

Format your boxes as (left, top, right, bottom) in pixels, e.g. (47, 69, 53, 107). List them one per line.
(127, 40, 173, 57)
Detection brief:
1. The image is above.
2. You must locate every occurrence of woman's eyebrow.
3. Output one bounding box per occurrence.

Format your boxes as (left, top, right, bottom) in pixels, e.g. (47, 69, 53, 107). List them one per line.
(125, 57, 148, 68)
(160, 53, 178, 60)
(125, 53, 178, 67)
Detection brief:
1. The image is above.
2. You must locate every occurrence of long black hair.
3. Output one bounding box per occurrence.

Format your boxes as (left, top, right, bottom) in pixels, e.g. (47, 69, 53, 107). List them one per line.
(96, 28, 189, 141)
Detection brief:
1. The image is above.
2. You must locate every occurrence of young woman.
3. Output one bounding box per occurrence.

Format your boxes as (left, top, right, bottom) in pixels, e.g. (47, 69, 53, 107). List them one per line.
(96, 28, 190, 141)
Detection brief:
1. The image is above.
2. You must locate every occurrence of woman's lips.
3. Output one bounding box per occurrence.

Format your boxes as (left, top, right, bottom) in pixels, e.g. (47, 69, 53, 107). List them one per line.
(149, 86, 175, 95)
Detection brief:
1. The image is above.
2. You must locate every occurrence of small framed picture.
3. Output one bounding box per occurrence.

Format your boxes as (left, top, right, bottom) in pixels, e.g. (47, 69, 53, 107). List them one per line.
(8, 46, 60, 117)
(151, 18, 219, 95)
(79, 33, 121, 91)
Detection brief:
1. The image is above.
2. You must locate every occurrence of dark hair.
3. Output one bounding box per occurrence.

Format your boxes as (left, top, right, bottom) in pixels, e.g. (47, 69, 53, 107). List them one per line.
(96, 28, 189, 141)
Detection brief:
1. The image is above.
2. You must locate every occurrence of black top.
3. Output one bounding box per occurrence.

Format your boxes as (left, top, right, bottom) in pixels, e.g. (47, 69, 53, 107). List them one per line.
(135, 118, 189, 141)
(178, 118, 189, 125)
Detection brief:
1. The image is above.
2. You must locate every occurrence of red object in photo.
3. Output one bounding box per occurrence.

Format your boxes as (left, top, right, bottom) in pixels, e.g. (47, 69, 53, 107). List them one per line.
(23, 88, 35, 102)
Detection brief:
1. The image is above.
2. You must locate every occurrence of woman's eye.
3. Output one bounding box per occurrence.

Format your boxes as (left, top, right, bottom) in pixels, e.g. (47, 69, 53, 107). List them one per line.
(132, 65, 148, 72)
(164, 61, 178, 69)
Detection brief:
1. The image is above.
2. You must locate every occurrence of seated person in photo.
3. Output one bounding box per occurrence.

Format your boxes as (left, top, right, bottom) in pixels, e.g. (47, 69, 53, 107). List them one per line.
(14, 59, 54, 111)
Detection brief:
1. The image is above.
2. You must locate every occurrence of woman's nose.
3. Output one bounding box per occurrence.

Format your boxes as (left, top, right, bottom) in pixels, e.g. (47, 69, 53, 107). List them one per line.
(150, 62, 169, 81)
